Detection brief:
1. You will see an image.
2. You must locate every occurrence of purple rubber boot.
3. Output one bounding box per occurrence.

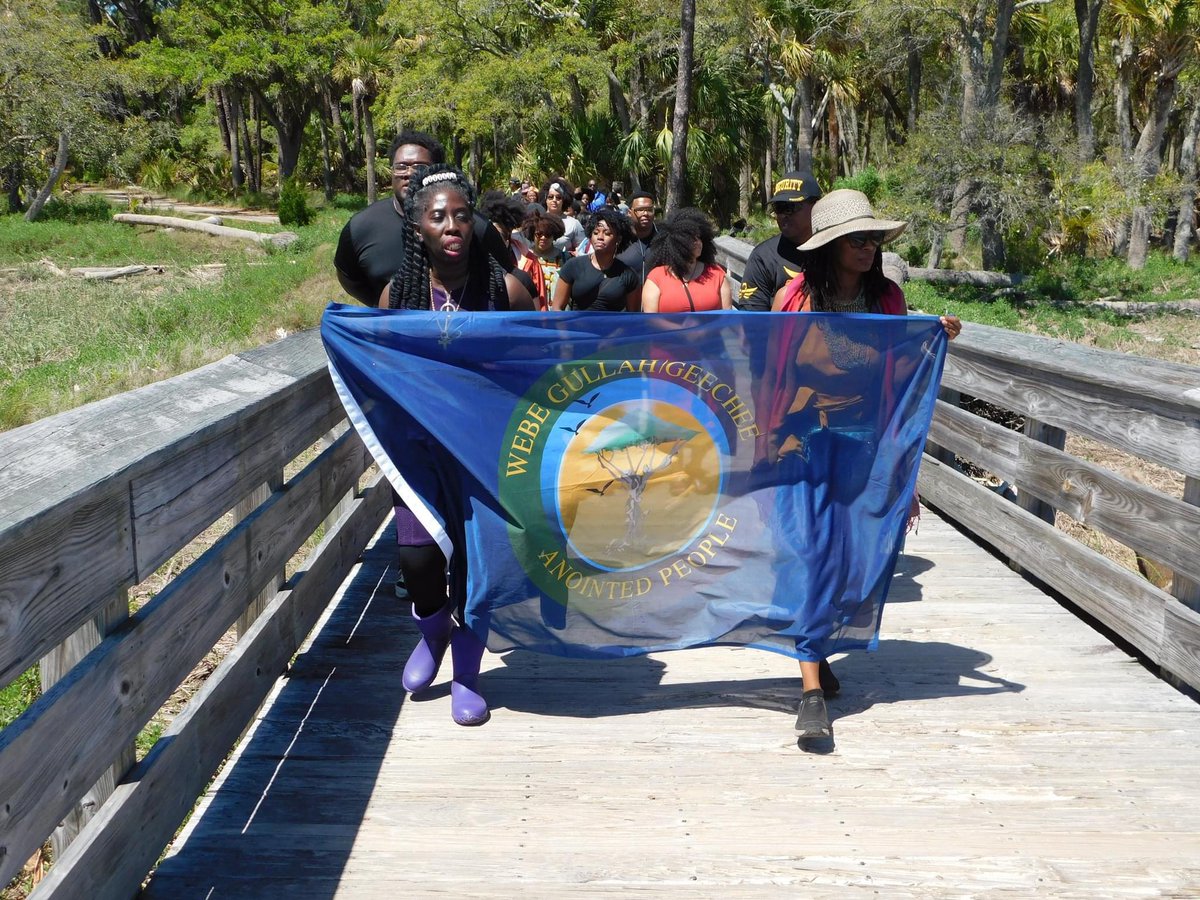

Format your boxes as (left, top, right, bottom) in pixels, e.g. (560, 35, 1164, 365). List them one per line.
(449, 625, 490, 725)
(402, 603, 453, 693)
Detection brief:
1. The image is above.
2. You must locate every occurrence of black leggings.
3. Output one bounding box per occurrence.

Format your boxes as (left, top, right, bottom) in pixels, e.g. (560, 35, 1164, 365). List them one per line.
(396, 543, 449, 617)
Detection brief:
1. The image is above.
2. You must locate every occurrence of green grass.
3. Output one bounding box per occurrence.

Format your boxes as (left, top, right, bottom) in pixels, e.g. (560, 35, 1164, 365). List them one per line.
(0, 668, 39, 729)
(0, 208, 350, 430)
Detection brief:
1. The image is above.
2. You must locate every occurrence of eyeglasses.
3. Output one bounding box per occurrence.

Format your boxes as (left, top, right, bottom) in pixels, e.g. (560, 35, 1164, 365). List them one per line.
(845, 232, 885, 248)
(392, 162, 425, 175)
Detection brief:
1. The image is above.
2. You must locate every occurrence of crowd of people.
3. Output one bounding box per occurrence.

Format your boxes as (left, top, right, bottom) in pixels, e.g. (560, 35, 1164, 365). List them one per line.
(334, 129, 961, 743)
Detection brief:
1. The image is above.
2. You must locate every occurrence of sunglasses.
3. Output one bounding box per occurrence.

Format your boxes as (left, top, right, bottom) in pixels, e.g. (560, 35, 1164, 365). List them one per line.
(772, 201, 810, 217)
(845, 232, 885, 249)
(534, 231, 554, 239)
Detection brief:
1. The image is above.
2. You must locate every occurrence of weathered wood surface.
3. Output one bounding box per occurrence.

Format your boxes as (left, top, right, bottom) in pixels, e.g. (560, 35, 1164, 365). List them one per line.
(140, 511, 1200, 898)
(942, 323, 1200, 479)
(0, 329, 332, 690)
(35, 474, 392, 900)
(928, 401, 1200, 587)
(0, 429, 370, 887)
(917, 457, 1200, 691)
(112, 213, 298, 247)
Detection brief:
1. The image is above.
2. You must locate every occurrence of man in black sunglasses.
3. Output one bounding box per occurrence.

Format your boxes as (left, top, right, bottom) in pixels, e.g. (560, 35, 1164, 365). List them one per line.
(735, 170, 823, 312)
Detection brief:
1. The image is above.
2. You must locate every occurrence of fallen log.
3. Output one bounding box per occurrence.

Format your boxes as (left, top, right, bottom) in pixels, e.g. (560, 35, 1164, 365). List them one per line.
(882, 253, 1025, 288)
(112, 213, 299, 248)
(1081, 298, 1200, 317)
(69, 265, 165, 280)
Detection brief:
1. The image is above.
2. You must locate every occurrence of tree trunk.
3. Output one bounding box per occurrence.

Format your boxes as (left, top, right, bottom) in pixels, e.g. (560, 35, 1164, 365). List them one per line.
(739, 159, 751, 220)
(317, 103, 335, 202)
(469, 135, 482, 187)
(1074, 0, 1103, 161)
(906, 44, 922, 132)
(363, 100, 378, 203)
(567, 74, 586, 121)
(220, 88, 244, 191)
(214, 87, 232, 156)
(764, 118, 774, 207)
(666, 0, 696, 214)
(1128, 77, 1180, 269)
(238, 92, 258, 193)
(796, 78, 814, 173)
(325, 86, 353, 184)
(1174, 100, 1200, 262)
(25, 132, 69, 222)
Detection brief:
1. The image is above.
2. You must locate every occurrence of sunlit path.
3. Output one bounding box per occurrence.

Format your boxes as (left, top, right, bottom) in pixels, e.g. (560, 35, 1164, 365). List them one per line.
(143, 509, 1200, 898)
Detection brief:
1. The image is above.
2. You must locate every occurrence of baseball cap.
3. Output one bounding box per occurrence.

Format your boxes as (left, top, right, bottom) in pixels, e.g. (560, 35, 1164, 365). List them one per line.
(768, 171, 822, 204)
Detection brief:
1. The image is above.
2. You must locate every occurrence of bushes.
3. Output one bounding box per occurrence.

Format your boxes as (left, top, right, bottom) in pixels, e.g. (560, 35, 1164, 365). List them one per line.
(277, 177, 313, 226)
(38, 194, 114, 223)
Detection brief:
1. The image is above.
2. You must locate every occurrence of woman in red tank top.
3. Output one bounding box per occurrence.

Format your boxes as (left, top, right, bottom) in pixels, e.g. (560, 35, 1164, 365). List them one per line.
(641, 208, 732, 312)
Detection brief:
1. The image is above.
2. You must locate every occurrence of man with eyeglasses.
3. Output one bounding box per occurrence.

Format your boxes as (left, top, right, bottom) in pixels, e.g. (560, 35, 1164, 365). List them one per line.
(617, 191, 658, 282)
(734, 170, 823, 312)
(334, 130, 512, 306)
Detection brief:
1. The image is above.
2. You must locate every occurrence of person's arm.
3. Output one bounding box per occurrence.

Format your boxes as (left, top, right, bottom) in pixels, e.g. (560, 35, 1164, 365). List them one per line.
(640, 276, 660, 313)
(550, 268, 572, 311)
(505, 273, 535, 311)
(378, 280, 392, 309)
(770, 285, 787, 311)
(719, 271, 733, 310)
(733, 250, 772, 311)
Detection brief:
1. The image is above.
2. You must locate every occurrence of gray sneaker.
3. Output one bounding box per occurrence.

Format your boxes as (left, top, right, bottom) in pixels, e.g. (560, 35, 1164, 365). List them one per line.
(794, 689, 831, 738)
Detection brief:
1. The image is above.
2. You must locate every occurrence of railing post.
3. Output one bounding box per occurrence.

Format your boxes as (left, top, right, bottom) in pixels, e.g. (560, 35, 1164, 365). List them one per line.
(235, 471, 285, 639)
(926, 388, 962, 467)
(321, 423, 356, 534)
(1174, 476, 1200, 610)
(37, 592, 135, 860)
(1016, 417, 1067, 525)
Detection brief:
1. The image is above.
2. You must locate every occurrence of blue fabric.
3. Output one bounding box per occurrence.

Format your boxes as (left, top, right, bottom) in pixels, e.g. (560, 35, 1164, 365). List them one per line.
(321, 305, 947, 661)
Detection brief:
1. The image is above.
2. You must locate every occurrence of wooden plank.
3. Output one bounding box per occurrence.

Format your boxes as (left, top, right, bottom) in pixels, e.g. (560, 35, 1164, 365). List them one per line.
(0, 432, 369, 887)
(1161, 599, 1200, 692)
(942, 325, 1200, 478)
(1016, 417, 1066, 525)
(129, 379, 343, 578)
(235, 473, 285, 639)
(136, 512, 1200, 899)
(928, 401, 1200, 587)
(916, 455, 1169, 661)
(0, 491, 134, 690)
(33, 475, 391, 900)
(0, 339, 331, 689)
(37, 595, 135, 861)
(1175, 476, 1200, 610)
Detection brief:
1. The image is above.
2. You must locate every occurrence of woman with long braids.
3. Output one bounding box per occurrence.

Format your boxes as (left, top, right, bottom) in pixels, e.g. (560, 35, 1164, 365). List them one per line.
(378, 164, 532, 726)
(640, 207, 732, 312)
(767, 189, 961, 742)
(551, 206, 641, 312)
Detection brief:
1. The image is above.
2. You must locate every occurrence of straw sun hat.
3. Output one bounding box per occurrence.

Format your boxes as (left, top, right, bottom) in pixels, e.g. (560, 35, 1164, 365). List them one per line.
(796, 188, 907, 251)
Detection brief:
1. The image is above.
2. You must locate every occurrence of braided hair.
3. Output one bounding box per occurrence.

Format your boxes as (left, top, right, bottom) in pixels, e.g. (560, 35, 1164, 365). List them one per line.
(798, 239, 890, 312)
(387, 164, 509, 311)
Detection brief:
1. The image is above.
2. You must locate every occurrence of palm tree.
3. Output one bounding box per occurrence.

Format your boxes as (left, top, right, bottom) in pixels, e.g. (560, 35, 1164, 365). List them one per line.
(335, 35, 391, 203)
(667, 0, 696, 213)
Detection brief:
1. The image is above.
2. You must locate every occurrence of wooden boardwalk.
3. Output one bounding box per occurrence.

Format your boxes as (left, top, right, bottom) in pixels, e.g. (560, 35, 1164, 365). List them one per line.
(142, 509, 1200, 898)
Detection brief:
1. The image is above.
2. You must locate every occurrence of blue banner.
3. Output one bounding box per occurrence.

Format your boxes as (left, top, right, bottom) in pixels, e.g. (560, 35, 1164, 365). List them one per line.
(321, 305, 947, 662)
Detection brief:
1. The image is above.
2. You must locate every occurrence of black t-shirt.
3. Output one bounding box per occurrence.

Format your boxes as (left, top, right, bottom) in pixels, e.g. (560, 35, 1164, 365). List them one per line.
(334, 199, 513, 306)
(559, 255, 640, 311)
(734, 234, 805, 311)
(616, 228, 657, 283)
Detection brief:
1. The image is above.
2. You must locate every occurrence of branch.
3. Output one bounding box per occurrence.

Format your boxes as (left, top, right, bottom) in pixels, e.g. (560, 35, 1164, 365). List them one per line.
(1013, 0, 1053, 8)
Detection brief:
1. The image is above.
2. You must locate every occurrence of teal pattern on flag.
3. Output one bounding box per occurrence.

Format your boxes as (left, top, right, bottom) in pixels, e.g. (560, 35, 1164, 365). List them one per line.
(321, 304, 948, 662)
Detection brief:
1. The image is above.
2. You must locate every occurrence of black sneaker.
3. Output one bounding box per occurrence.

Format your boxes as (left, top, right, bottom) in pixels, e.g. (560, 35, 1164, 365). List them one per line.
(794, 689, 831, 738)
(818, 658, 840, 698)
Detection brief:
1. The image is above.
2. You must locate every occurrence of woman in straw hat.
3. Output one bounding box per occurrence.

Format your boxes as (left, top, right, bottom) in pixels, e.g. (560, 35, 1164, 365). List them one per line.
(769, 189, 961, 741)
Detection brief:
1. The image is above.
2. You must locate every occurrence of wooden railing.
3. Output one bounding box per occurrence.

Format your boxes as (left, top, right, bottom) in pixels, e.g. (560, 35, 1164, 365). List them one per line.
(717, 235, 1200, 692)
(0, 330, 392, 898)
